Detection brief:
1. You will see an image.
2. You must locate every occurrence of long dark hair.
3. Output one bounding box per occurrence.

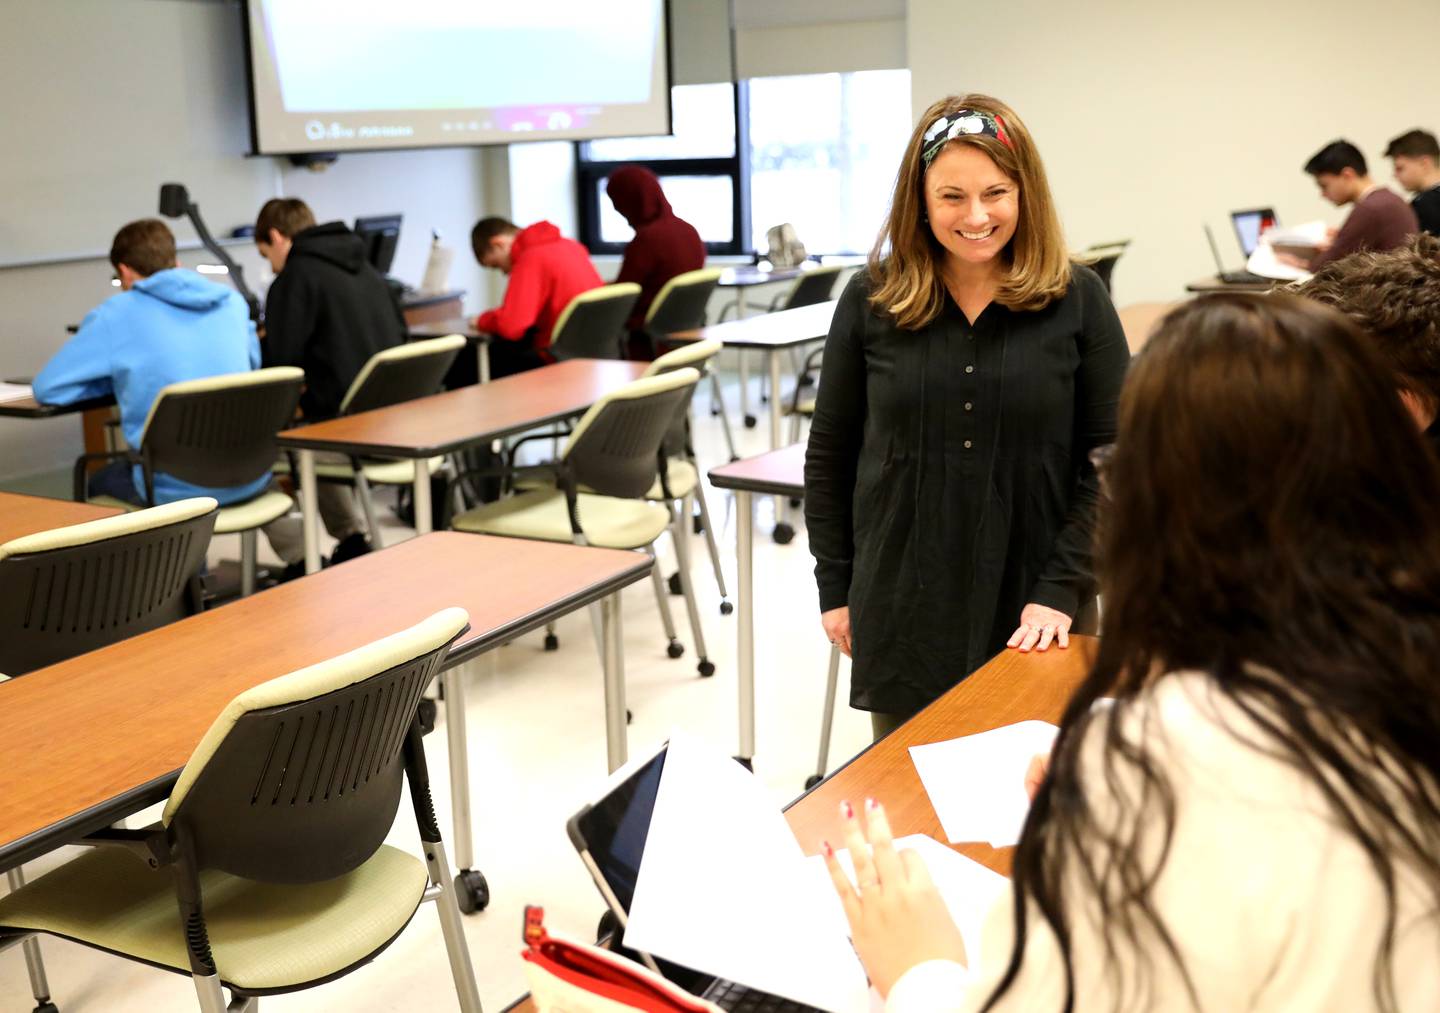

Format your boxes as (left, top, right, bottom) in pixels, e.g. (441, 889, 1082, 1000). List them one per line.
(987, 293, 1440, 1011)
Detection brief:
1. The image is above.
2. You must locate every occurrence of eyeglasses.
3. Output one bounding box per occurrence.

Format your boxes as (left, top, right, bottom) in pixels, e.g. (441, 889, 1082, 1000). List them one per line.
(1088, 443, 1115, 498)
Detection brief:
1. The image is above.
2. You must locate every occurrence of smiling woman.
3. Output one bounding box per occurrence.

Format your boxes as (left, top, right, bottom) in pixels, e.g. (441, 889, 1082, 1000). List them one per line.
(804, 93, 1130, 738)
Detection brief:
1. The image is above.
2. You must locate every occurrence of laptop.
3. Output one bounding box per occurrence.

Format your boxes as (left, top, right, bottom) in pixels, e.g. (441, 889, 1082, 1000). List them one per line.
(567, 743, 823, 1012)
(1230, 207, 1279, 258)
(1204, 223, 1270, 285)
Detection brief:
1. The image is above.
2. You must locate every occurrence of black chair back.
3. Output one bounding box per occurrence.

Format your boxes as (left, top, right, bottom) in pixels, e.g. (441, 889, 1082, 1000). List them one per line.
(564, 370, 700, 500)
(644, 270, 722, 345)
(342, 337, 464, 416)
(551, 285, 641, 361)
(781, 266, 842, 310)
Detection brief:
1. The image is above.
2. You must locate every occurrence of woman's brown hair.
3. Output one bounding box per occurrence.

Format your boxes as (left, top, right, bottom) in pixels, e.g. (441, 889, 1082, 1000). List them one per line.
(990, 293, 1440, 1011)
(868, 94, 1071, 329)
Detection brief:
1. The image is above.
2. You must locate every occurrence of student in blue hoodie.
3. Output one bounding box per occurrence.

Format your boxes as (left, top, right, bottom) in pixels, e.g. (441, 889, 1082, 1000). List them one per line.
(33, 219, 266, 506)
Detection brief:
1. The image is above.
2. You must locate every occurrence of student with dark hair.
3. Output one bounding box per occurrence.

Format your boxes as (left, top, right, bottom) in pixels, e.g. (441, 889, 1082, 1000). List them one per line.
(469, 215, 602, 377)
(33, 218, 264, 505)
(1297, 234, 1440, 439)
(1287, 139, 1417, 271)
(605, 166, 705, 358)
(822, 294, 1440, 1010)
(1385, 129, 1440, 236)
(255, 196, 407, 565)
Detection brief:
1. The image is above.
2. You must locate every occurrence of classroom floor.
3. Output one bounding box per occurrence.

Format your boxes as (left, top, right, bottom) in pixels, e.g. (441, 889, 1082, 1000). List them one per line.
(0, 373, 874, 1012)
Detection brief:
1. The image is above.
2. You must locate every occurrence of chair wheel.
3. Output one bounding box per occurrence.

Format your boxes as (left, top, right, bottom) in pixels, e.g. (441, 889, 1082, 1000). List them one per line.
(667, 571, 683, 595)
(543, 632, 559, 651)
(719, 600, 734, 615)
(709, 404, 721, 416)
(744, 414, 758, 428)
(417, 698, 438, 736)
(733, 756, 754, 771)
(627, 709, 634, 725)
(666, 640, 685, 659)
(698, 659, 715, 677)
(804, 774, 824, 790)
(692, 514, 704, 535)
(789, 497, 802, 508)
(773, 522, 796, 545)
(33, 1003, 59, 1013)
(455, 868, 490, 914)
(799, 374, 815, 387)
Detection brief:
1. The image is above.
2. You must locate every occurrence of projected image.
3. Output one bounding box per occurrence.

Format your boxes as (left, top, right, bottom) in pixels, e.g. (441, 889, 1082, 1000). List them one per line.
(245, 0, 670, 154)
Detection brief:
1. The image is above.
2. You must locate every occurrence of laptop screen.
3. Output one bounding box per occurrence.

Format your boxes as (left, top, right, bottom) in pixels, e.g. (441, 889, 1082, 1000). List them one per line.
(573, 746, 668, 913)
(1231, 208, 1278, 257)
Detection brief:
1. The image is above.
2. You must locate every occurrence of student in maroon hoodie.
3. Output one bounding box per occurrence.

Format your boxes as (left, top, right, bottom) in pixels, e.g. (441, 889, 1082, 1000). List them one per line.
(606, 165, 706, 359)
(470, 217, 603, 378)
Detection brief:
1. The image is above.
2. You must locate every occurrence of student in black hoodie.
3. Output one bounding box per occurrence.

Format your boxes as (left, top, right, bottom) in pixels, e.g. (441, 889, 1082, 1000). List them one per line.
(256, 197, 406, 565)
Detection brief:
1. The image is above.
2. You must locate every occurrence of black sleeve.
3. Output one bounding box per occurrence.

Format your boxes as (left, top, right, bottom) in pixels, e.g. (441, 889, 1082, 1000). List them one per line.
(804, 273, 870, 613)
(1028, 267, 1130, 616)
(261, 266, 318, 370)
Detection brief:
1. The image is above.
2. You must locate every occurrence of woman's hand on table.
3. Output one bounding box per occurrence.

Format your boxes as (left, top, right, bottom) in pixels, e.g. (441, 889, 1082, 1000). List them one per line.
(1007, 603, 1071, 653)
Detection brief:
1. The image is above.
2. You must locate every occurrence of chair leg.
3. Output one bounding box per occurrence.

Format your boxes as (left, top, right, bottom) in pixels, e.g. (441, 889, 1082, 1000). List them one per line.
(354, 472, 384, 549)
(790, 411, 803, 445)
(7, 869, 56, 1013)
(647, 545, 683, 659)
(191, 972, 229, 1013)
(692, 479, 731, 613)
(811, 644, 842, 788)
(670, 497, 713, 677)
(709, 372, 739, 462)
(423, 839, 484, 1013)
(239, 529, 257, 597)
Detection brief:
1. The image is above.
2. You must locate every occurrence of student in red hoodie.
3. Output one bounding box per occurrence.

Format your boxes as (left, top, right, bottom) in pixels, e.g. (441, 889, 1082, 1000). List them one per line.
(470, 217, 603, 378)
(606, 165, 706, 358)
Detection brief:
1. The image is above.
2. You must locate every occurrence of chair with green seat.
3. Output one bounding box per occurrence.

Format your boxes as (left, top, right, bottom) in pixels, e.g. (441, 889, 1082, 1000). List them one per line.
(642, 339, 732, 616)
(74, 367, 304, 597)
(641, 267, 737, 460)
(452, 367, 715, 675)
(0, 496, 217, 1013)
(548, 283, 641, 361)
(276, 334, 465, 547)
(717, 262, 843, 321)
(0, 608, 482, 1013)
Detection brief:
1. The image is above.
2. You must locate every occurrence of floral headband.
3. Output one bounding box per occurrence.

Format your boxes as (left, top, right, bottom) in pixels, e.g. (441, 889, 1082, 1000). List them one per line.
(920, 109, 1013, 167)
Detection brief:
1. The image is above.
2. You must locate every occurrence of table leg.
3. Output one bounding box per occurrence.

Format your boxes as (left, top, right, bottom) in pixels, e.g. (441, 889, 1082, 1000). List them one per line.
(770, 350, 796, 544)
(414, 458, 433, 537)
(737, 489, 755, 762)
(739, 351, 751, 426)
(601, 593, 628, 773)
(299, 449, 322, 575)
(442, 660, 474, 874)
(478, 341, 491, 385)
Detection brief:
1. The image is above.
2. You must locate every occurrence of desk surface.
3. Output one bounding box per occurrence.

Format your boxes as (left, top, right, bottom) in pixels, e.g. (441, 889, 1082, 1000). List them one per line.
(0, 393, 114, 419)
(670, 300, 837, 350)
(707, 443, 806, 497)
(0, 531, 651, 872)
(785, 637, 1094, 876)
(1185, 274, 1278, 294)
(409, 317, 486, 341)
(401, 289, 466, 310)
(276, 358, 647, 458)
(717, 266, 805, 288)
(0, 492, 122, 544)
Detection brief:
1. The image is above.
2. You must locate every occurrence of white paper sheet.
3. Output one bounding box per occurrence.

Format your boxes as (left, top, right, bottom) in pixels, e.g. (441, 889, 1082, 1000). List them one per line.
(0, 382, 34, 404)
(908, 721, 1060, 847)
(806, 834, 1010, 969)
(624, 732, 871, 1013)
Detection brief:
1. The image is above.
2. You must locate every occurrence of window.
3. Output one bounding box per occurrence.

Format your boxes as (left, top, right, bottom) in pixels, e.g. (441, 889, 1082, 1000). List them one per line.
(575, 71, 911, 257)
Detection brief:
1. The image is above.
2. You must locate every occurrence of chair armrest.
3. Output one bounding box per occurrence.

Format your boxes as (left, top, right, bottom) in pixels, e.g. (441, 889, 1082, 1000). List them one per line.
(76, 827, 172, 869)
(72, 449, 134, 502)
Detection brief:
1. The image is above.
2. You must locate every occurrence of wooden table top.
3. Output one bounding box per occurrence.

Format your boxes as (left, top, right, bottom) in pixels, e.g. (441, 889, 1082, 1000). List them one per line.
(0, 531, 651, 871)
(1184, 274, 1279, 294)
(0, 492, 123, 544)
(785, 637, 1095, 876)
(408, 317, 487, 341)
(707, 443, 806, 497)
(276, 358, 648, 458)
(0, 392, 114, 419)
(669, 300, 837, 350)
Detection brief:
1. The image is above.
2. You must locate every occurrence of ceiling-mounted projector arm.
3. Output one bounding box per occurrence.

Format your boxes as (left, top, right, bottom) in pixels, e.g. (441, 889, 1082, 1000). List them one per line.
(157, 182, 262, 322)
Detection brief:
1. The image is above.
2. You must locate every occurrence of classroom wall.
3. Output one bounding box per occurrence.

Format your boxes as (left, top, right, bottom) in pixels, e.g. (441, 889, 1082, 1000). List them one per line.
(906, 0, 1440, 305)
(0, 0, 493, 486)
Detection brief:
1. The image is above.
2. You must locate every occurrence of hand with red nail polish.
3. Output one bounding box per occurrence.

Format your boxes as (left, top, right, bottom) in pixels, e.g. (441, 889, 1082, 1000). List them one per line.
(821, 798, 968, 997)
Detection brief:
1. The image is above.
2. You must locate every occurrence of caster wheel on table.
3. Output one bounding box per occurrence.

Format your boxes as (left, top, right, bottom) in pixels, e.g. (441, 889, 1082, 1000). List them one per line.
(543, 632, 559, 651)
(719, 600, 734, 615)
(666, 640, 685, 659)
(667, 571, 683, 596)
(455, 869, 490, 914)
(744, 414, 758, 429)
(773, 522, 796, 545)
(804, 774, 824, 790)
(417, 698, 437, 735)
(697, 659, 715, 677)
